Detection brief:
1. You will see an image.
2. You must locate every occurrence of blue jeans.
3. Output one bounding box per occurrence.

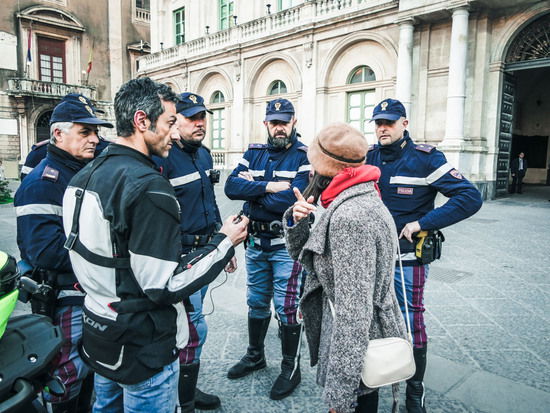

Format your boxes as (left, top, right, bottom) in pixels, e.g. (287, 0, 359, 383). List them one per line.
(92, 359, 179, 413)
(245, 246, 303, 324)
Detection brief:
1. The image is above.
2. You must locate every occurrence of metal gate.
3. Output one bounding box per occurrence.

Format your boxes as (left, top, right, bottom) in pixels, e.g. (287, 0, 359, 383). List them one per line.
(495, 73, 515, 197)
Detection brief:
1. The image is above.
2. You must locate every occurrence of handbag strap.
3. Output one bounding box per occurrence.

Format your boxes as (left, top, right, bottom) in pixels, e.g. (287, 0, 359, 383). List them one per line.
(326, 240, 413, 342)
(396, 241, 413, 342)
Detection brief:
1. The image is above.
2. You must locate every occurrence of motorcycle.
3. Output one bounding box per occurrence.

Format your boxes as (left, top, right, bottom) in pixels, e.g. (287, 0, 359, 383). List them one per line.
(0, 251, 65, 413)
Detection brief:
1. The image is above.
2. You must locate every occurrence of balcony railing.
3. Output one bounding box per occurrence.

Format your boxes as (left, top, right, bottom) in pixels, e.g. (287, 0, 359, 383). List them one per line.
(138, 0, 389, 72)
(135, 7, 151, 22)
(7, 78, 97, 100)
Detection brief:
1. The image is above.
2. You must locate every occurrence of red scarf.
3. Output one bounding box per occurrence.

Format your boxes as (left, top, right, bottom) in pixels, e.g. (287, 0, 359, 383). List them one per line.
(320, 165, 381, 208)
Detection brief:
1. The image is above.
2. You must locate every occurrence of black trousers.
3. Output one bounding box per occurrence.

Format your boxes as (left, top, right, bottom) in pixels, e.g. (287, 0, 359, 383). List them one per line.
(510, 172, 525, 193)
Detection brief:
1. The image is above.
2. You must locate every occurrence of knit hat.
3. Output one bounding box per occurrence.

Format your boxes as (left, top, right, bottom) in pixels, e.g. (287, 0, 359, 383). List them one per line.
(308, 122, 368, 177)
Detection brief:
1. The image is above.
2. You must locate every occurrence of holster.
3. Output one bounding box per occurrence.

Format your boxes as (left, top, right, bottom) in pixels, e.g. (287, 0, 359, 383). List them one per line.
(29, 269, 57, 319)
(414, 230, 445, 264)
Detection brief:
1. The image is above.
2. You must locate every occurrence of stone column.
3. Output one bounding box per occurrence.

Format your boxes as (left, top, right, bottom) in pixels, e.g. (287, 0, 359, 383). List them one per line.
(108, 0, 124, 100)
(442, 7, 469, 147)
(396, 19, 414, 117)
(228, 54, 245, 168)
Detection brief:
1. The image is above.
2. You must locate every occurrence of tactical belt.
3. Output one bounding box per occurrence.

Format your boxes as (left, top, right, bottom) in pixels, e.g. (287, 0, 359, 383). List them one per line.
(181, 233, 214, 248)
(249, 219, 284, 237)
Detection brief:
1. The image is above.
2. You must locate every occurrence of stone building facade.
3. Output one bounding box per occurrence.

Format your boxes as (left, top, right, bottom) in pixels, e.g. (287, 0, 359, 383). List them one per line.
(139, 0, 550, 198)
(0, 0, 151, 178)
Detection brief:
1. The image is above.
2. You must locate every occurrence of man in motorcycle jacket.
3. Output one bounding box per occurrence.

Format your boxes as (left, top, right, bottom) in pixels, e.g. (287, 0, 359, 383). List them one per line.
(63, 78, 248, 413)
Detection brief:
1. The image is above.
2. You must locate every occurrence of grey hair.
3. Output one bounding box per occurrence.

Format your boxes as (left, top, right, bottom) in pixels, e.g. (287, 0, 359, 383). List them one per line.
(114, 77, 178, 137)
(49, 122, 73, 144)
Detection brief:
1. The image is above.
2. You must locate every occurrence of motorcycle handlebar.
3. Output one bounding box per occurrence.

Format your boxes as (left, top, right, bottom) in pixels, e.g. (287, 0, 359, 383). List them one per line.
(0, 378, 36, 413)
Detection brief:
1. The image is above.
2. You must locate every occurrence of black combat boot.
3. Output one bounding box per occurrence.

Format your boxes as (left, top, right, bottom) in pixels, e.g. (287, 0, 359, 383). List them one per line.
(406, 345, 428, 413)
(269, 323, 302, 400)
(227, 316, 270, 379)
(194, 362, 221, 410)
(355, 390, 379, 413)
(178, 363, 199, 413)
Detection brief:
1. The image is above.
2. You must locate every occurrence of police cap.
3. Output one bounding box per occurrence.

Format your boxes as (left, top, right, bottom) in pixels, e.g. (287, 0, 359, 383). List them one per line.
(176, 92, 213, 117)
(265, 98, 294, 122)
(371, 98, 407, 121)
(50, 93, 113, 127)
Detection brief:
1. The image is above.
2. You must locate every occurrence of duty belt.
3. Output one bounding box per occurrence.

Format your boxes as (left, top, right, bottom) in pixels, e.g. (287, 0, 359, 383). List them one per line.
(181, 233, 214, 248)
(249, 220, 284, 237)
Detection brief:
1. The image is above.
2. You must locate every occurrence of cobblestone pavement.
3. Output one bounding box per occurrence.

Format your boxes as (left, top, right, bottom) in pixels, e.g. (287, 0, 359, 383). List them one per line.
(1, 179, 549, 412)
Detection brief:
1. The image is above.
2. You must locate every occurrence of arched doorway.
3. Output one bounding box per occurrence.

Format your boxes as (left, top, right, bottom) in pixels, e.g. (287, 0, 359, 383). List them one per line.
(36, 110, 52, 143)
(496, 13, 550, 196)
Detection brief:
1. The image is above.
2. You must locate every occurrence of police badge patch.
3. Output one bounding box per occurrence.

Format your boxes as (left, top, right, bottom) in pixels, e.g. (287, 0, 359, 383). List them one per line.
(397, 187, 414, 195)
(189, 95, 198, 104)
(450, 169, 463, 179)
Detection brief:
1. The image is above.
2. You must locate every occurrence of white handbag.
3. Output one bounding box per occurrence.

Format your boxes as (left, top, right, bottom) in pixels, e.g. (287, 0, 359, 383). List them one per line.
(328, 242, 416, 388)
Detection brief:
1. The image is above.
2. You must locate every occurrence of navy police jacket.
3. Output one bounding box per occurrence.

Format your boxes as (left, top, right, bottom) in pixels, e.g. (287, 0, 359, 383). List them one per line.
(367, 132, 482, 256)
(154, 141, 222, 245)
(15, 145, 86, 277)
(225, 132, 310, 251)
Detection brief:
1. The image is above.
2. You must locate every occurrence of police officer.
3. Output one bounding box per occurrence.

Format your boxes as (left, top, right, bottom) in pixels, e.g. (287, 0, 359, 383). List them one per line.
(225, 98, 310, 400)
(21, 94, 111, 181)
(367, 98, 482, 413)
(154, 92, 231, 412)
(14, 94, 113, 412)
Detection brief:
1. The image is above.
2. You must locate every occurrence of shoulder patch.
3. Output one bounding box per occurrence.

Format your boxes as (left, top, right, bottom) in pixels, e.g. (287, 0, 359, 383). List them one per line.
(298, 145, 308, 153)
(248, 143, 268, 149)
(41, 165, 59, 182)
(415, 144, 435, 153)
(449, 169, 464, 180)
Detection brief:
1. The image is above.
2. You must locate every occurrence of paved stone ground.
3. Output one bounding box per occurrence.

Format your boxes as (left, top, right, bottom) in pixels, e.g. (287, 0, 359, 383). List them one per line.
(1, 179, 549, 412)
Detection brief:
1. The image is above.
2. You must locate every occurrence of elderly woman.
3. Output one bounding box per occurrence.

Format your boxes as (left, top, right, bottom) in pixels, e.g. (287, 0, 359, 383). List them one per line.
(283, 123, 407, 413)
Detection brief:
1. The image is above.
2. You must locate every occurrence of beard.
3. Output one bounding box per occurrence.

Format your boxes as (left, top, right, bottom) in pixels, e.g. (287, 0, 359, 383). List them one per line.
(268, 128, 294, 149)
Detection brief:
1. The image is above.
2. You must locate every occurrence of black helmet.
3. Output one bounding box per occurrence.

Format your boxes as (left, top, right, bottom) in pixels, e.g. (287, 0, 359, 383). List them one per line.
(0, 252, 18, 297)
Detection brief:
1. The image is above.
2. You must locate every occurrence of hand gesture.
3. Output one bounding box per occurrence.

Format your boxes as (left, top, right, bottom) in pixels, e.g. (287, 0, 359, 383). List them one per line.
(266, 181, 291, 193)
(399, 220, 421, 243)
(238, 171, 254, 181)
(292, 187, 316, 223)
(225, 256, 238, 273)
(220, 215, 249, 246)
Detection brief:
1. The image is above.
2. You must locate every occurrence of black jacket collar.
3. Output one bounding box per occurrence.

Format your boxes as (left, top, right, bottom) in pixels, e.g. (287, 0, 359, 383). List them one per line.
(379, 131, 411, 162)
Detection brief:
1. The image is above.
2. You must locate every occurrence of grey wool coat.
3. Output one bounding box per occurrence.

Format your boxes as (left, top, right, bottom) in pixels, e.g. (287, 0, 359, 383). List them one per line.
(284, 182, 407, 413)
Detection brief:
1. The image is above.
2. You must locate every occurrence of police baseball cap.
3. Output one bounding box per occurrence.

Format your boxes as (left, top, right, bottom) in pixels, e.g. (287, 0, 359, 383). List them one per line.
(176, 92, 213, 117)
(371, 98, 407, 121)
(49, 94, 113, 127)
(265, 98, 295, 122)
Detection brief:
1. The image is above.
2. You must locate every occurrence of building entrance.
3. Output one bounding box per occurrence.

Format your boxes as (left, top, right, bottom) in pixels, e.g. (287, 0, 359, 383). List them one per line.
(496, 13, 550, 196)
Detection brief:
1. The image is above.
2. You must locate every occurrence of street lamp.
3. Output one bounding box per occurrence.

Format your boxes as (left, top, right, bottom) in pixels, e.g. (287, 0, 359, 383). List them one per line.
(232, 15, 238, 26)
(160, 42, 164, 51)
(205, 25, 210, 35)
(266, 4, 271, 14)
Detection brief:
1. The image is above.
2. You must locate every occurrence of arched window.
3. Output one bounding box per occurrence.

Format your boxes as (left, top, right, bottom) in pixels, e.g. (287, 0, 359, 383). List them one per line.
(211, 90, 225, 104)
(268, 80, 287, 95)
(209, 91, 226, 150)
(347, 66, 376, 84)
(506, 14, 550, 63)
(36, 110, 52, 142)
